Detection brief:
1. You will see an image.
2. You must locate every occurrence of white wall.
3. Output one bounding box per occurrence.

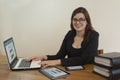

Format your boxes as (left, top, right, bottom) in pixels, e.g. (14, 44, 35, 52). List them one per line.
(0, 0, 120, 57)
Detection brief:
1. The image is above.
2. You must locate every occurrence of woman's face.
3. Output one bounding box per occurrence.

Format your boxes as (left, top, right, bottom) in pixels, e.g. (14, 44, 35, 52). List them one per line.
(72, 13, 87, 32)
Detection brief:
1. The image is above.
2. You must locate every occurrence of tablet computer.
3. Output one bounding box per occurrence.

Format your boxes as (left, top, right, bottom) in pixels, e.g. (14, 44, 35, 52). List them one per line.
(65, 65, 85, 71)
(39, 67, 70, 79)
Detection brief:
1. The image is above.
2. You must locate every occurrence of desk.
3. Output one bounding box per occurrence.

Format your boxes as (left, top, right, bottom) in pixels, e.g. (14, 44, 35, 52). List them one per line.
(0, 55, 107, 80)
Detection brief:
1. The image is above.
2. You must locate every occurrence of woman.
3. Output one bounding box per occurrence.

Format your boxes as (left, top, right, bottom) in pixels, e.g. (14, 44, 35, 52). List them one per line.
(28, 7, 99, 67)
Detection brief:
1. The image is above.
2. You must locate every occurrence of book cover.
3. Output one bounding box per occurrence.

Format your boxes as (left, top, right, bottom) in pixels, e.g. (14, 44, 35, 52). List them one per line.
(94, 52, 120, 67)
(39, 67, 70, 79)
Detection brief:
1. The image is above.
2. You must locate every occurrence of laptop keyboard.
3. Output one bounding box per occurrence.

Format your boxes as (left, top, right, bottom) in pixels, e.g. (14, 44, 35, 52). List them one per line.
(19, 59, 31, 67)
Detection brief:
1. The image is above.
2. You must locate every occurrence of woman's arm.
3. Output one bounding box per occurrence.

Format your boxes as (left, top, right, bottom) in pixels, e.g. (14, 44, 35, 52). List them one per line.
(47, 30, 72, 60)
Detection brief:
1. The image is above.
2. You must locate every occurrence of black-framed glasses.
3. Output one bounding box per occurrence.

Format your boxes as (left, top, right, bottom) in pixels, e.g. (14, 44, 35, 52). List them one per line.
(73, 18, 86, 23)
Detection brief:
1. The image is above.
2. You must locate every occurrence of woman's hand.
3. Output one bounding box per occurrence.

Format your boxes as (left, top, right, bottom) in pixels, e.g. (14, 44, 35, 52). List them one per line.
(39, 60, 61, 68)
(27, 55, 47, 61)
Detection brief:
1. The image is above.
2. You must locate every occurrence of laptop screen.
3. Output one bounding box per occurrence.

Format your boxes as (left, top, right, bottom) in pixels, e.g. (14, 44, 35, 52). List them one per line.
(4, 38, 17, 64)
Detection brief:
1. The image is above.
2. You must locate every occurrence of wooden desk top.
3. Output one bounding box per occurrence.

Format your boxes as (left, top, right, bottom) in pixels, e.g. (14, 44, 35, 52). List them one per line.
(0, 54, 107, 80)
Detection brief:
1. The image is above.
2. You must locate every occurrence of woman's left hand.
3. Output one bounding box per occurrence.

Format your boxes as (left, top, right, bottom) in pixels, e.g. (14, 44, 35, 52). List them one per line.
(39, 60, 61, 68)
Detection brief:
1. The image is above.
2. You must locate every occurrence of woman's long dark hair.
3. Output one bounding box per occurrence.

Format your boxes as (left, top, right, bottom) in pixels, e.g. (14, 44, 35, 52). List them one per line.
(70, 7, 94, 40)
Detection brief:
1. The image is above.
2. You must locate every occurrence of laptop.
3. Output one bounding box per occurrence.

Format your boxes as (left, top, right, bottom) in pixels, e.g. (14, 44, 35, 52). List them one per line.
(3, 37, 41, 70)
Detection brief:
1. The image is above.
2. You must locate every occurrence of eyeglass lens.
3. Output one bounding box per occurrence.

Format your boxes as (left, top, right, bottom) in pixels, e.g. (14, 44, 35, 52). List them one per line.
(73, 18, 86, 22)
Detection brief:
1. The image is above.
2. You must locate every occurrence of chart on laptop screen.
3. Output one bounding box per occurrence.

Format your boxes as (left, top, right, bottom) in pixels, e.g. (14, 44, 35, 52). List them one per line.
(5, 40, 16, 63)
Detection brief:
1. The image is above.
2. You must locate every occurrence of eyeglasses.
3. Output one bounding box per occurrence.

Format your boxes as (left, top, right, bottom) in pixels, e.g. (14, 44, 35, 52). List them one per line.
(72, 18, 86, 23)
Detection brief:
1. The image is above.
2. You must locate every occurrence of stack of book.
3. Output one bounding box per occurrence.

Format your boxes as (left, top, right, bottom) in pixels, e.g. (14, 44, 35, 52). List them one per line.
(93, 52, 120, 80)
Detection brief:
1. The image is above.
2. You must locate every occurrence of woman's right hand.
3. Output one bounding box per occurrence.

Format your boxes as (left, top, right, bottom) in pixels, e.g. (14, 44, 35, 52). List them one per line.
(27, 55, 47, 61)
